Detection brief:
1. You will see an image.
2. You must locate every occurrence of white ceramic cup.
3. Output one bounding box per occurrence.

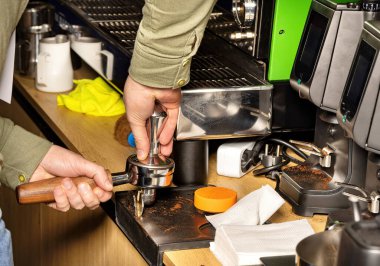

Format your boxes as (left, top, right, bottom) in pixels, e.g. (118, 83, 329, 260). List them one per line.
(36, 35, 73, 92)
(70, 36, 114, 79)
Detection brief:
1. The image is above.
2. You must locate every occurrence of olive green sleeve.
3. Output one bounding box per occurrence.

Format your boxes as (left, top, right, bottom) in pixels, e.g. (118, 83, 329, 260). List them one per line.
(0, 117, 52, 190)
(128, 0, 217, 89)
(0, 0, 28, 75)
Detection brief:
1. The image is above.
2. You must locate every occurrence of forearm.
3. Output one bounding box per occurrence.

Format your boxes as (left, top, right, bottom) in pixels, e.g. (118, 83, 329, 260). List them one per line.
(0, 117, 52, 190)
(129, 0, 217, 89)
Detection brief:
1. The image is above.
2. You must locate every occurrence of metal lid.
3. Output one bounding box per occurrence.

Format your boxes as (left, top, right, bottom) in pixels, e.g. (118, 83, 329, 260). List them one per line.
(40, 35, 69, 44)
(346, 219, 380, 249)
(19, 1, 54, 30)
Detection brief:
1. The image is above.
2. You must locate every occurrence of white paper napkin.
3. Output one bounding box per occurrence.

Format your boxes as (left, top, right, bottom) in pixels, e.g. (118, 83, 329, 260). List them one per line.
(206, 185, 285, 228)
(210, 219, 315, 266)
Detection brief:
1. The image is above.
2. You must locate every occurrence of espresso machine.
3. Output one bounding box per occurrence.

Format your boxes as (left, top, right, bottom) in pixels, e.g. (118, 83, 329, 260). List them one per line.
(278, 0, 380, 216)
(46, 0, 318, 136)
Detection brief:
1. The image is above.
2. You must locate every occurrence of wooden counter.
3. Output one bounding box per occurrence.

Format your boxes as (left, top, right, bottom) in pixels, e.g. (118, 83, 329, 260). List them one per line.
(3, 68, 326, 265)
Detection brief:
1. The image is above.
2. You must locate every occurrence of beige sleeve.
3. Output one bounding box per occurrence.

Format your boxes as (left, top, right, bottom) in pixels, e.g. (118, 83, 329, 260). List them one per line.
(128, 0, 217, 89)
(0, 117, 52, 190)
(0, 0, 28, 74)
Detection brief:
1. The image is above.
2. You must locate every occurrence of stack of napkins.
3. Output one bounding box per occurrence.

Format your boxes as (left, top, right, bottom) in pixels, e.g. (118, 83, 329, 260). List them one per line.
(210, 219, 314, 265)
(207, 185, 315, 265)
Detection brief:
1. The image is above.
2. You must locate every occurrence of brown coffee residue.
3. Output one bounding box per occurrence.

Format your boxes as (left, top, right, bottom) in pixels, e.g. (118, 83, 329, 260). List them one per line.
(170, 203, 182, 211)
(284, 165, 332, 190)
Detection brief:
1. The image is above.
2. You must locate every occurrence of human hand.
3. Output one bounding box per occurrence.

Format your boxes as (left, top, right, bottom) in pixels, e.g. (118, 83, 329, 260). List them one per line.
(124, 76, 182, 160)
(29, 145, 113, 212)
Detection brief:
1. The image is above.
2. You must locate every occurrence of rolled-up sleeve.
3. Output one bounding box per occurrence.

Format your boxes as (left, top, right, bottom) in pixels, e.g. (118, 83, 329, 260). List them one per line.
(0, 117, 52, 190)
(129, 0, 217, 89)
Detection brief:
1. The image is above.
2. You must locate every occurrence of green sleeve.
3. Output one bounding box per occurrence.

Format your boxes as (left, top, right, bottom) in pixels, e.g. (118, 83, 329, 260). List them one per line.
(0, 117, 52, 190)
(0, 0, 28, 74)
(128, 0, 217, 89)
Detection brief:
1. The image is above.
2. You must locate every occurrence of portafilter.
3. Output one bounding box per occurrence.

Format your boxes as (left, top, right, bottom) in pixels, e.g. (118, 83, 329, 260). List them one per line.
(15, 104, 175, 215)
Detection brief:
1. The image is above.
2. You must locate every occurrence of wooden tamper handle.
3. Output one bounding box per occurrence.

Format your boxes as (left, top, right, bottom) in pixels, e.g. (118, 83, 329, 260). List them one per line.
(16, 177, 97, 204)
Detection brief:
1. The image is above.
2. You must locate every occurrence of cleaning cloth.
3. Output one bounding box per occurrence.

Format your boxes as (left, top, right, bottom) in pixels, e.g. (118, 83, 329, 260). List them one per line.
(57, 77, 125, 116)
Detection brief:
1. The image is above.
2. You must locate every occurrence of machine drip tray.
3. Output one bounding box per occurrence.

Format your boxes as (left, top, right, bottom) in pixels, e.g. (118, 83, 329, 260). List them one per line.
(115, 187, 215, 266)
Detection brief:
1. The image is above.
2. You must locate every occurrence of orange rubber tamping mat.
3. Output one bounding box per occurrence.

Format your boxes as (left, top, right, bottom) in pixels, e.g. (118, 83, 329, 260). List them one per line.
(194, 187, 237, 213)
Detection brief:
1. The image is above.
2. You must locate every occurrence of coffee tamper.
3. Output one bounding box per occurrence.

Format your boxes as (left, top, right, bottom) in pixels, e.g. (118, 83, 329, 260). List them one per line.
(16, 104, 175, 217)
(116, 104, 175, 216)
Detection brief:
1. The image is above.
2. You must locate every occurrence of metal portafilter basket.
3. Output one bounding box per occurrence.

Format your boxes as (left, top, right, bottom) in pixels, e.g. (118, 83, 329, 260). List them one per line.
(16, 104, 175, 216)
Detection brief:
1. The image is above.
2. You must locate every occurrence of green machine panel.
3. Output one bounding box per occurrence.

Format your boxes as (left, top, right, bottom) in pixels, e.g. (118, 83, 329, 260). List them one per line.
(268, 0, 312, 81)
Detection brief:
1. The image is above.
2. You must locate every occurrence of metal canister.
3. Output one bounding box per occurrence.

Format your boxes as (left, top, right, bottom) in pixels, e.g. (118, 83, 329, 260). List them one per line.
(16, 2, 54, 77)
(18, 1, 54, 31)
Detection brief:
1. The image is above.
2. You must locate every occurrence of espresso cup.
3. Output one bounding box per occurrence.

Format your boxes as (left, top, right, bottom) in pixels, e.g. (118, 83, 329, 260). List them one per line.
(70, 37, 114, 79)
(36, 35, 73, 93)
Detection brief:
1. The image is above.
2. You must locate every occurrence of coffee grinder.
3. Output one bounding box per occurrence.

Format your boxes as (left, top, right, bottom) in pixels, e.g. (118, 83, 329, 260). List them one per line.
(336, 19, 380, 206)
(277, 0, 380, 216)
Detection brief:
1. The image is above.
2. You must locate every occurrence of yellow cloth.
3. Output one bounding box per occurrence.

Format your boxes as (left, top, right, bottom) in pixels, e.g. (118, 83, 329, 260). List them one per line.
(57, 77, 125, 116)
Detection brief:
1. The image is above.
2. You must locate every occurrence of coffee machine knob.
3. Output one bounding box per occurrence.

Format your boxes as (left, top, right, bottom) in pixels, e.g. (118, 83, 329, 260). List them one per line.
(362, 0, 380, 11)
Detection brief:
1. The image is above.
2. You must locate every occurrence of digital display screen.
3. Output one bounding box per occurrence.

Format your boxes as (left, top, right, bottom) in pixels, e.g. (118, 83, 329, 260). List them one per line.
(294, 10, 329, 82)
(340, 40, 376, 121)
(300, 24, 324, 68)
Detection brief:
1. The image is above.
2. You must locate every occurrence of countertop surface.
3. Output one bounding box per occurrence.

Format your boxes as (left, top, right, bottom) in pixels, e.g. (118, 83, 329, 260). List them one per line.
(13, 69, 327, 266)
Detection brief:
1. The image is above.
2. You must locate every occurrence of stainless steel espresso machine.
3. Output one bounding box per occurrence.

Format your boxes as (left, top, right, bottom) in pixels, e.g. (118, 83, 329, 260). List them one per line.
(279, 0, 380, 216)
(47, 0, 318, 137)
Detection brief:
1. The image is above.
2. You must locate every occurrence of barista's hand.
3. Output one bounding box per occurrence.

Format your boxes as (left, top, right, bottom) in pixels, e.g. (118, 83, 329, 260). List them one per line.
(30, 145, 113, 212)
(124, 76, 181, 160)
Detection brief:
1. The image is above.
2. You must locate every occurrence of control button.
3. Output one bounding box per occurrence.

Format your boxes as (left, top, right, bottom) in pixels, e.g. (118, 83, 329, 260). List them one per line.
(342, 115, 347, 123)
(182, 59, 190, 67)
(177, 79, 186, 87)
(18, 174, 26, 183)
(346, 110, 351, 120)
(297, 78, 302, 85)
